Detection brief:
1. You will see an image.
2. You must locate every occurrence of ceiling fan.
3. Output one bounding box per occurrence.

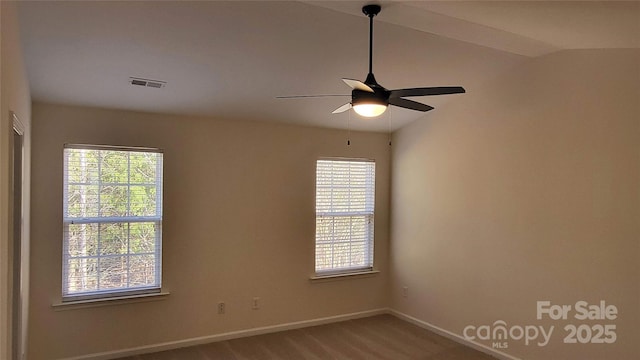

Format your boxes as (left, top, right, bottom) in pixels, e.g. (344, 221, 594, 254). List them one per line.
(278, 4, 465, 118)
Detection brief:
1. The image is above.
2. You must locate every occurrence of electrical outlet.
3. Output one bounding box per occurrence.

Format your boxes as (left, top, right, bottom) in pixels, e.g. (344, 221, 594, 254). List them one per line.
(402, 286, 408, 298)
(218, 302, 225, 314)
(252, 297, 260, 310)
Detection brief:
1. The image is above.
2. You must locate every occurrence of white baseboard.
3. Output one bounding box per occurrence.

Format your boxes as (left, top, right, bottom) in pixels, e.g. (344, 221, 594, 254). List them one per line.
(59, 308, 388, 360)
(388, 309, 522, 360)
(60, 308, 522, 360)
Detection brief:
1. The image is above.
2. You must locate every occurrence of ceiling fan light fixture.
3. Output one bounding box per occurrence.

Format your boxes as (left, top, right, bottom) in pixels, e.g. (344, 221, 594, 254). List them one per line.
(352, 88, 388, 117)
(353, 103, 387, 117)
(277, 4, 464, 117)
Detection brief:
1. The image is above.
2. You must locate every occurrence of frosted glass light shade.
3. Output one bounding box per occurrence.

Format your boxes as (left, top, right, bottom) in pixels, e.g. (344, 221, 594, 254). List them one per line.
(353, 103, 387, 117)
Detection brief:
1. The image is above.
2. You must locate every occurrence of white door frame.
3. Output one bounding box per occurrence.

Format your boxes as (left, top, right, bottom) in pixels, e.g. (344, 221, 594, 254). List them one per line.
(11, 111, 25, 360)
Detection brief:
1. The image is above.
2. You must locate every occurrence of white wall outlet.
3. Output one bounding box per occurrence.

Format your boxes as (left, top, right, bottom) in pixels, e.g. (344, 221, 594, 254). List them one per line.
(252, 297, 260, 310)
(218, 302, 225, 314)
(402, 286, 409, 298)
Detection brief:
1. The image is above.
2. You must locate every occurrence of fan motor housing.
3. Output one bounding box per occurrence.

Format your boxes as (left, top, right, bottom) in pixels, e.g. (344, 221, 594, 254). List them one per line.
(352, 88, 390, 106)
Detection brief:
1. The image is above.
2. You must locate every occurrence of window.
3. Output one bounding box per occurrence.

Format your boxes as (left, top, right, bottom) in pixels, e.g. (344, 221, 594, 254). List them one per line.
(62, 145, 163, 301)
(315, 158, 375, 274)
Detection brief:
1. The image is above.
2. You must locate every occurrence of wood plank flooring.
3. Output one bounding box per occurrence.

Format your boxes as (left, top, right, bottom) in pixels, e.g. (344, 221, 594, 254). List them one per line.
(116, 314, 497, 360)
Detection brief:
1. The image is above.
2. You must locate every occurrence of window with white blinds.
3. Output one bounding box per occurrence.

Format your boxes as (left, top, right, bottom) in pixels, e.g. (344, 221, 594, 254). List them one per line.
(62, 144, 163, 301)
(315, 158, 375, 274)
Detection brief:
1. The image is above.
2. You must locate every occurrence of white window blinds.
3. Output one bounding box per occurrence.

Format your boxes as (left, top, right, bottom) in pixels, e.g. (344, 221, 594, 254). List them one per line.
(315, 159, 375, 274)
(62, 145, 163, 300)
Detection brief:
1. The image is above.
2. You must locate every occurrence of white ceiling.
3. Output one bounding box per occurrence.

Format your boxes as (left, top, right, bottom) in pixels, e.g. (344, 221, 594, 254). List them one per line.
(18, 1, 640, 132)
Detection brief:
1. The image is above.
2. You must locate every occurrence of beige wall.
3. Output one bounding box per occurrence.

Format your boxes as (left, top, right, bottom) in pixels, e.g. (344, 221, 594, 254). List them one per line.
(28, 102, 390, 359)
(0, 1, 32, 359)
(391, 49, 640, 359)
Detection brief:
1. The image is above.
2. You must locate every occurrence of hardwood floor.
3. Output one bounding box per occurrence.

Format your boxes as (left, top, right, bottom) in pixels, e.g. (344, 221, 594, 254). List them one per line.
(116, 314, 497, 360)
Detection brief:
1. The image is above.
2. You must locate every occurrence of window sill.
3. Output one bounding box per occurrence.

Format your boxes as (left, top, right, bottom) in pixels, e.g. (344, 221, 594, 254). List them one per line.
(310, 270, 380, 283)
(52, 291, 170, 311)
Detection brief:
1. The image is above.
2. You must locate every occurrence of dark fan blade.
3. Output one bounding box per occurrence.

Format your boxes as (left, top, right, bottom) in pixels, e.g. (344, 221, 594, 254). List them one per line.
(276, 94, 349, 99)
(342, 78, 374, 92)
(390, 86, 465, 98)
(332, 103, 352, 114)
(389, 97, 434, 112)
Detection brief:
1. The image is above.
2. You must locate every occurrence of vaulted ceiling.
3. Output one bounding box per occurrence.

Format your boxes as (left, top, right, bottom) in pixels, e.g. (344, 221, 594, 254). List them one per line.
(18, 1, 639, 132)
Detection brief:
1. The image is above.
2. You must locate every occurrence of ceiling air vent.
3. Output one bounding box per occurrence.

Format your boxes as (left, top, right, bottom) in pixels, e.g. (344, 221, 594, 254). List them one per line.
(129, 77, 166, 89)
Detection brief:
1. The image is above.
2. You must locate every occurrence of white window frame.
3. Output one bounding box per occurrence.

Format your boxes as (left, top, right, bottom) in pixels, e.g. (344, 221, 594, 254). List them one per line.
(315, 158, 375, 275)
(62, 144, 163, 301)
